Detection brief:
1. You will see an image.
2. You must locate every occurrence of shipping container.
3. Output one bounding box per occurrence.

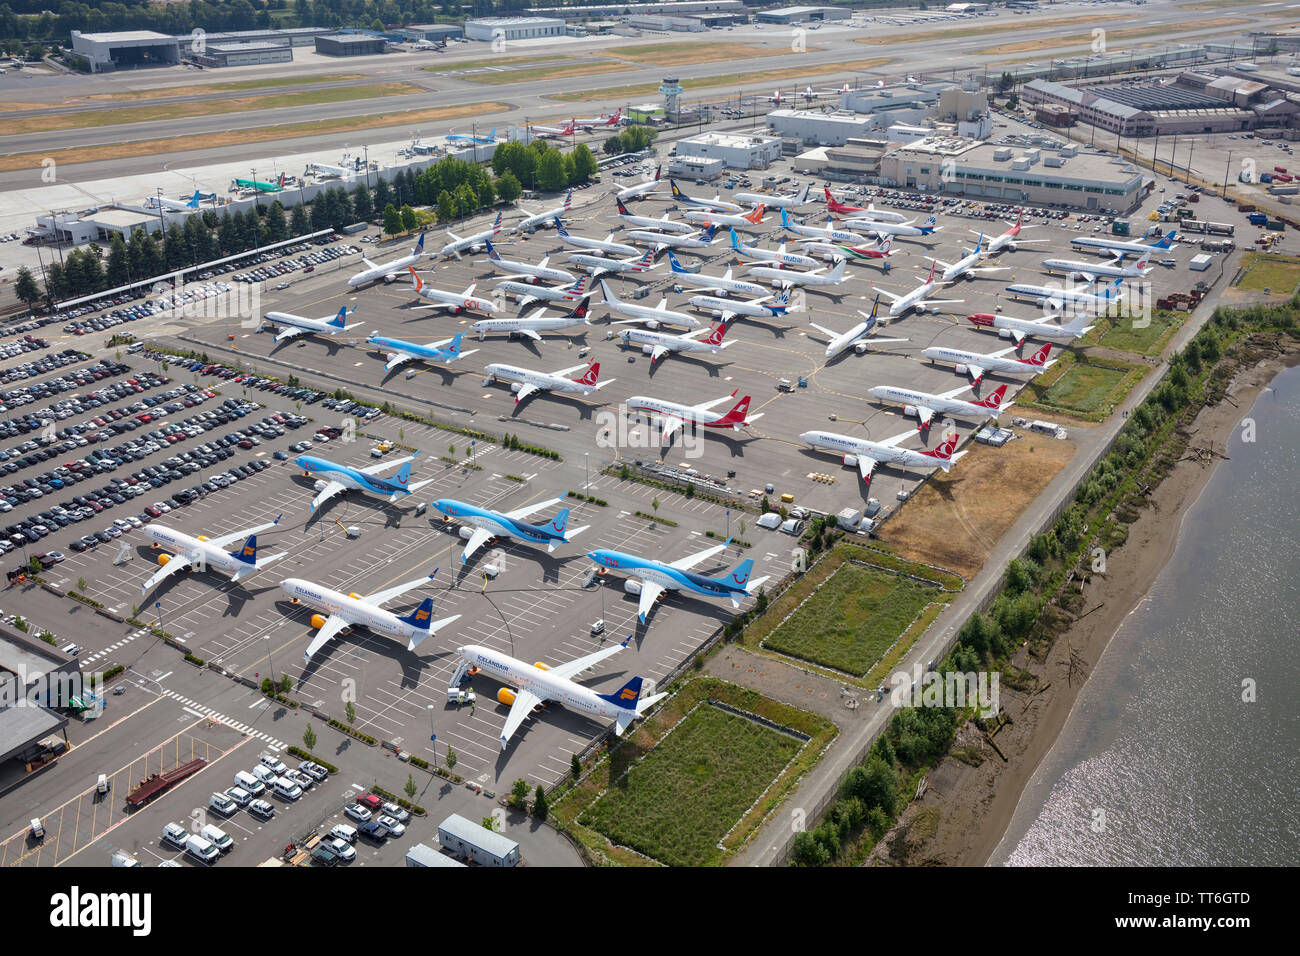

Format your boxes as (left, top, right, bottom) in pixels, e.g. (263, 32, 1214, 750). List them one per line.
(1189, 254, 1212, 271)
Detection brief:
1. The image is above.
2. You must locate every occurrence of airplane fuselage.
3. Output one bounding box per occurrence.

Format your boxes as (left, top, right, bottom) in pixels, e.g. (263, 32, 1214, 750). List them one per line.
(142, 526, 243, 576)
(869, 385, 996, 421)
(280, 578, 414, 639)
(800, 430, 947, 471)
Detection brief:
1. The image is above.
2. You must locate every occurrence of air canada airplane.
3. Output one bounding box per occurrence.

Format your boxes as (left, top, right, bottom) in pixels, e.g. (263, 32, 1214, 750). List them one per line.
(139, 515, 284, 597)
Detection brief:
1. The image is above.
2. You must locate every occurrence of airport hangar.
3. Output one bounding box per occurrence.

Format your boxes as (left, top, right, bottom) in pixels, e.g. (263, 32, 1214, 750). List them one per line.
(69, 30, 180, 73)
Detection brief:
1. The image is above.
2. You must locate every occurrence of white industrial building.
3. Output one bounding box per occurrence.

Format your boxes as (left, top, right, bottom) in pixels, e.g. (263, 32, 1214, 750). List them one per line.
(69, 30, 180, 72)
(840, 84, 945, 130)
(668, 154, 726, 182)
(626, 14, 706, 31)
(674, 131, 783, 170)
(465, 17, 565, 42)
(766, 109, 876, 146)
(191, 40, 293, 68)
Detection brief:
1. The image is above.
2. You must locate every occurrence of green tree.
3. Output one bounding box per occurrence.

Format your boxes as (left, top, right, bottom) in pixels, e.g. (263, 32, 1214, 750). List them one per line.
(841, 756, 898, 815)
(509, 777, 530, 811)
(14, 266, 41, 307)
(279, 673, 292, 694)
(495, 170, 522, 204)
(791, 830, 829, 866)
(571, 753, 581, 780)
(352, 184, 373, 221)
(532, 784, 549, 821)
(106, 233, 130, 286)
(435, 190, 457, 223)
(290, 203, 310, 237)
(405, 773, 417, 800)
(345, 700, 356, 725)
(400, 204, 418, 231)
(536, 149, 567, 192)
(382, 203, 403, 236)
(482, 814, 498, 832)
(445, 747, 457, 774)
(264, 200, 288, 242)
(303, 723, 317, 751)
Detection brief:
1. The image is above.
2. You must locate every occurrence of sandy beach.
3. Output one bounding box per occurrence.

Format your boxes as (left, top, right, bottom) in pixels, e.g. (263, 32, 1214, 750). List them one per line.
(867, 340, 1300, 867)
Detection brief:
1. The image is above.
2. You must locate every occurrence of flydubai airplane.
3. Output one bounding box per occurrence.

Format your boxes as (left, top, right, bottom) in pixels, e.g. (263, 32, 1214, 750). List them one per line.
(587, 541, 770, 624)
(666, 250, 768, 297)
(568, 247, 659, 279)
(407, 267, 497, 315)
(869, 383, 1012, 431)
(967, 311, 1094, 346)
(682, 203, 768, 231)
(668, 178, 742, 213)
(481, 239, 576, 284)
(482, 359, 612, 404)
(554, 217, 639, 256)
(922, 341, 1056, 385)
(728, 228, 819, 269)
(437, 211, 504, 259)
(454, 639, 664, 750)
(139, 515, 284, 597)
(614, 197, 694, 234)
(616, 165, 663, 202)
(1041, 248, 1154, 282)
(822, 187, 909, 224)
(780, 207, 866, 245)
(366, 330, 478, 372)
(146, 190, 202, 213)
(620, 322, 731, 364)
(871, 261, 966, 317)
(445, 127, 496, 146)
(933, 234, 1010, 283)
(601, 279, 700, 329)
(624, 391, 762, 443)
(293, 451, 434, 512)
(801, 428, 966, 485)
(433, 494, 587, 563)
(470, 300, 590, 342)
(749, 257, 851, 289)
(734, 182, 811, 210)
(264, 306, 363, 343)
(808, 296, 908, 359)
(978, 210, 1049, 255)
(514, 189, 573, 234)
(688, 287, 789, 321)
(1069, 231, 1175, 260)
(347, 233, 427, 287)
(282, 571, 460, 663)
(625, 224, 719, 251)
(496, 274, 592, 310)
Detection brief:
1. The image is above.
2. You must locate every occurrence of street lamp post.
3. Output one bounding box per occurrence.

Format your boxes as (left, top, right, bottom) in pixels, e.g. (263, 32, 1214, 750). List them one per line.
(264, 634, 275, 687)
(427, 704, 437, 766)
(584, 452, 589, 496)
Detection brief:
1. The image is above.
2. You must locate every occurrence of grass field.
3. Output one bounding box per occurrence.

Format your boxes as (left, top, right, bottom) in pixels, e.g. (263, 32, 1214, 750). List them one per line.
(1236, 254, 1300, 294)
(1097, 310, 1183, 354)
(854, 13, 1127, 46)
(612, 41, 786, 66)
(761, 563, 935, 676)
(429, 54, 572, 72)
(579, 702, 803, 867)
(1040, 363, 1128, 414)
(983, 18, 1248, 57)
(78, 74, 367, 102)
(460, 61, 628, 84)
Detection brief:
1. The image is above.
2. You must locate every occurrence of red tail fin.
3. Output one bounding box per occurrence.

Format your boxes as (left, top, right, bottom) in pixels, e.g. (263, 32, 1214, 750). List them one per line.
(1023, 343, 1053, 367)
(926, 259, 937, 283)
(569, 300, 589, 319)
(920, 432, 960, 460)
(575, 362, 600, 386)
(702, 323, 728, 346)
(974, 383, 1008, 409)
(745, 204, 766, 223)
(716, 395, 751, 425)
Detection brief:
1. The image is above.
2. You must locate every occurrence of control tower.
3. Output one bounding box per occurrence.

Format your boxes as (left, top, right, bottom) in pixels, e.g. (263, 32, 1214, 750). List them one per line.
(659, 75, 684, 117)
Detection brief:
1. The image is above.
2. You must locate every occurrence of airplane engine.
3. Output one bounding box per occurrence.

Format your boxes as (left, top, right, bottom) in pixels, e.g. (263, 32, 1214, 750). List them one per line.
(997, 328, 1014, 339)
(1005, 242, 1018, 253)
(953, 364, 970, 376)
(348, 592, 362, 600)
(534, 662, 550, 671)
(644, 320, 661, 330)
(497, 687, 517, 706)
(313, 479, 328, 492)
(197, 535, 209, 542)
(457, 526, 476, 541)
(509, 382, 523, 393)
(843, 454, 859, 468)
(902, 405, 919, 419)
(913, 303, 928, 315)
(623, 579, 643, 596)
(157, 553, 172, 566)
(383, 275, 397, 284)
(1068, 270, 1086, 282)
(310, 614, 328, 629)
(641, 344, 655, 356)
(854, 342, 870, 354)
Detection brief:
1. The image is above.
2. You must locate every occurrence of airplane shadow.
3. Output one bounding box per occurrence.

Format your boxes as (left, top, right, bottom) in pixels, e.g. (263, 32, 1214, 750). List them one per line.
(647, 352, 729, 379)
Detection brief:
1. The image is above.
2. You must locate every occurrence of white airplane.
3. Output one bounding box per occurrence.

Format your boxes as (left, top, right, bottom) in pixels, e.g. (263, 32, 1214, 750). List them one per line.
(616, 165, 663, 202)
(728, 228, 819, 269)
(437, 211, 504, 259)
(966, 311, 1094, 346)
(147, 190, 202, 213)
(529, 118, 575, 138)
(1069, 232, 1176, 260)
(601, 279, 701, 330)
(665, 250, 768, 297)
(454, 640, 664, 750)
(574, 108, 622, 129)
(294, 451, 434, 512)
(620, 322, 731, 364)
(624, 391, 762, 443)
(139, 516, 284, 597)
(625, 225, 719, 251)
(514, 189, 573, 233)
(1004, 276, 1126, 315)
(734, 182, 811, 210)
(822, 187, 909, 224)
(780, 208, 865, 245)
(871, 261, 966, 317)
(282, 572, 460, 663)
(587, 543, 770, 625)
(799, 234, 895, 263)
(978, 210, 1049, 255)
(304, 161, 354, 180)
(847, 214, 940, 239)
(366, 330, 478, 372)
(432, 493, 587, 564)
(922, 341, 1057, 385)
(933, 234, 1010, 283)
(869, 382, 1012, 431)
(347, 233, 426, 287)
(614, 197, 694, 234)
(668, 179, 742, 213)
(469, 300, 590, 342)
(808, 296, 908, 359)
(689, 287, 789, 321)
(483, 360, 613, 404)
(1042, 248, 1154, 282)
(554, 217, 639, 256)
(407, 267, 497, 314)
(749, 257, 852, 289)
(264, 306, 363, 344)
(496, 275, 592, 310)
(480, 239, 576, 284)
(682, 204, 768, 231)
(800, 427, 966, 486)
(569, 247, 659, 279)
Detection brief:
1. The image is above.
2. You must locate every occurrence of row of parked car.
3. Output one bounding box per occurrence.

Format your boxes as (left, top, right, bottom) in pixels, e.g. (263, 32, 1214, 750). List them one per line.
(2, 346, 86, 388)
(0, 357, 121, 416)
(234, 243, 358, 286)
(143, 352, 331, 405)
(0, 334, 49, 364)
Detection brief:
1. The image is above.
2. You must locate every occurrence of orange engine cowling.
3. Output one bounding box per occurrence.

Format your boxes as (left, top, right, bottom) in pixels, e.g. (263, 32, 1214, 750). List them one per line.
(310, 614, 328, 629)
(197, 535, 209, 542)
(497, 687, 516, 706)
(348, 592, 362, 600)
(157, 553, 172, 567)
(534, 662, 550, 671)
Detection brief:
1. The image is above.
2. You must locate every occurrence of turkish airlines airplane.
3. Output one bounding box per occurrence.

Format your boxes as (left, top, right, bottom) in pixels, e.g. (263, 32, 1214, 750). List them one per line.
(601, 279, 700, 330)
(433, 493, 587, 564)
(407, 267, 497, 315)
(869, 383, 1012, 431)
(483, 359, 612, 404)
(921, 341, 1056, 385)
(620, 322, 731, 364)
(587, 542, 769, 624)
(264, 306, 363, 344)
(139, 515, 284, 597)
(967, 311, 1094, 346)
(625, 391, 762, 443)
(979, 210, 1050, 255)
(871, 261, 966, 317)
(800, 428, 966, 485)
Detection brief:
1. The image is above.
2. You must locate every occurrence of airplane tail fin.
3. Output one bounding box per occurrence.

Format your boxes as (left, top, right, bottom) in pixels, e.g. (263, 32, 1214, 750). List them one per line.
(1024, 342, 1054, 367)
(445, 332, 465, 358)
(187, 190, 200, 208)
(829, 258, 846, 280)
(667, 249, 687, 273)
(597, 676, 643, 711)
(701, 224, 718, 242)
(409, 266, 423, 294)
(798, 182, 810, 204)
(702, 323, 728, 346)
(329, 307, 349, 328)
(634, 248, 655, 269)
(723, 557, 755, 591)
(399, 597, 436, 630)
(563, 189, 573, 210)
(233, 533, 261, 566)
(1061, 312, 1094, 335)
(553, 216, 569, 237)
(920, 432, 961, 462)
(616, 196, 631, 216)
(716, 394, 753, 425)
(923, 214, 938, 229)
(880, 235, 893, 255)
(485, 238, 499, 259)
(780, 207, 791, 228)
(653, 164, 661, 182)
(729, 227, 742, 250)
(926, 259, 937, 283)
(392, 453, 418, 490)
(546, 507, 570, 539)
(414, 232, 425, 255)
(772, 287, 791, 311)
(745, 204, 766, 223)
(575, 362, 600, 386)
(670, 178, 684, 199)
(492, 211, 503, 234)
(974, 383, 1009, 409)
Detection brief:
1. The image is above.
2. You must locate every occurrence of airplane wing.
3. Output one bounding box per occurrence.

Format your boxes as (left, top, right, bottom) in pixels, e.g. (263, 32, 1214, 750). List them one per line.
(384, 351, 417, 371)
(415, 302, 455, 311)
(915, 405, 935, 428)
(658, 415, 684, 442)
(857, 455, 878, 483)
(553, 362, 590, 377)
(939, 384, 975, 401)
(360, 571, 438, 608)
(669, 542, 728, 571)
(515, 384, 541, 404)
(966, 363, 987, 382)
(274, 325, 312, 343)
(309, 480, 348, 512)
(461, 526, 494, 564)
(359, 454, 415, 476)
(498, 688, 544, 748)
(918, 298, 967, 307)
(650, 345, 670, 363)
(304, 613, 352, 662)
(514, 328, 543, 342)
(879, 429, 916, 448)
(869, 285, 902, 303)
(808, 321, 840, 340)
(1010, 329, 1027, 347)
(695, 393, 738, 413)
(503, 494, 565, 522)
(207, 517, 281, 550)
(637, 579, 665, 623)
(548, 642, 625, 681)
(139, 554, 194, 595)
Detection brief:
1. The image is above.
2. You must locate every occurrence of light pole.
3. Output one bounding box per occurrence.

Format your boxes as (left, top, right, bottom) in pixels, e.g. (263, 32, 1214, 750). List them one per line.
(584, 452, 589, 496)
(427, 704, 437, 766)
(264, 634, 275, 687)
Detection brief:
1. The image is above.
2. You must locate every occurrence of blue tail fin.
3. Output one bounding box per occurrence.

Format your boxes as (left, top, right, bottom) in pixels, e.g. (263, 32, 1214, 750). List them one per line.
(702, 225, 717, 242)
(234, 534, 259, 566)
(414, 232, 425, 254)
(187, 190, 200, 208)
(553, 216, 569, 236)
(445, 332, 464, 357)
(546, 507, 570, 538)
(392, 453, 417, 490)
(780, 207, 791, 228)
(923, 215, 937, 228)
(667, 249, 686, 273)
(400, 597, 435, 629)
(1152, 234, 1174, 250)
(329, 307, 349, 328)
(722, 558, 754, 590)
(772, 288, 791, 310)
(729, 227, 742, 250)
(597, 676, 643, 711)
(485, 238, 499, 258)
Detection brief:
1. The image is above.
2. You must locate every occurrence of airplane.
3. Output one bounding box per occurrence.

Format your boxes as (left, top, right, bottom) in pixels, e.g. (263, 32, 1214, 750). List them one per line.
(615, 165, 663, 202)
(481, 239, 576, 284)
(688, 287, 789, 321)
(587, 542, 770, 624)
(139, 515, 284, 597)
(843, 213, 940, 239)
(728, 228, 819, 269)
(293, 451, 434, 512)
(263, 305, 363, 343)
(869, 383, 1012, 431)
(967, 311, 1094, 346)
(734, 182, 811, 210)
(366, 330, 478, 372)
(624, 391, 762, 443)
(514, 189, 573, 233)
(625, 224, 719, 251)
(749, 257, 851, 289)
(620, 322, 731, 364)
(871, 261, 967, 317)
(146, 190, 201, 213)
(822, 187, 909, 224)
(304, 161, 354, 180)
(808, 295, 908, 359)
(454, 639, 664, 750)
(682, 203, 768, 231)
(413, 38, 446, 51)
(432, 494, 587, 564)
(977, 210, 1049, 255)
(614, 197, 693, 233)
(230, 173, 284, 194)
(781, 208, 866, 245)
(482, 359, 612, 404)
(568, 247, 660, 279)
(921, 341, 1057, 385)
(1068, 232, 1175, 260)
(1041, 248, 1154, 282)
(347, 233, 427, 287)
(799, 427, 966, 485)
(282, 572, 460, 663)
(407, 267, 498, 315)
(438, 211, 504, 260)
(765, 88, 788, 105)
(495, 274, 593, 310)
(932, 234, 1010, 283)
(668, 179, 742, 213)
(799, 234, 894, 263)
(469, 300, 590, 342)
(530, 118, 576, 139)
(665, 250, 768, 297)
(444, 127, 496, 146)
(601, 279, 701, 330)
(554, 217, 639, 256)
(1003, 276, 1127, 315)
(574, 108, 623, 129)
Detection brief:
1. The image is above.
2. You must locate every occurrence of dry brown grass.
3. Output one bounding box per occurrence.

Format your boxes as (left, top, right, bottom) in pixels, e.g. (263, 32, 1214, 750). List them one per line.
(983, 18, 1250, 56)
(461, 61, 628, 84)
(854, 14, 1128, 46)
(611, 41, 789, 66)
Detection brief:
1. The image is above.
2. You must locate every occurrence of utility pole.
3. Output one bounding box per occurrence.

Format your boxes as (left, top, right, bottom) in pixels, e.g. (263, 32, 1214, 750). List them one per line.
(1222, 150, 1233, 198)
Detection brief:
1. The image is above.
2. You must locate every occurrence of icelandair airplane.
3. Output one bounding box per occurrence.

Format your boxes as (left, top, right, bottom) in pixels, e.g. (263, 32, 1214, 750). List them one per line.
(139, 515, 284, 597)
(264, 306, 363, 343)
(366, 330, 478, 372)
(454, 639, 664, 750)
(347, 233, 426, 287)
(433, 494, 587, 563)
(283, 571, 459, 663)
(587, 541, 770, 624)
(293, 451, 433, 512)
(800, 428, 966, 485)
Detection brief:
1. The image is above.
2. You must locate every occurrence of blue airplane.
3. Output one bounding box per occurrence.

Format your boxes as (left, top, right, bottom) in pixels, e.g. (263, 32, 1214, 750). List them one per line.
(432, 493, 589, 564)
(586, 542, 770, 624)
(444, 127, 497, 147)
(293, 451, 433, 512)
(366, 331, 479, 373)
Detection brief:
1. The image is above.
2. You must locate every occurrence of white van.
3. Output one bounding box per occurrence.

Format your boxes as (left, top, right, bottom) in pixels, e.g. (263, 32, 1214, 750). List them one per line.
(330, 823, 357, 844)
(208, 791, 237, 816)
(184, 834, 219, 864)
(233, 770, 265, 796)
(271, 776, 302, 801)
(199, 823, 233, 853)
(225, 786, 252, 807)
(259, 754, 288, 775)
(161, 822, 188, 849)
(252, 765, 277, 787)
